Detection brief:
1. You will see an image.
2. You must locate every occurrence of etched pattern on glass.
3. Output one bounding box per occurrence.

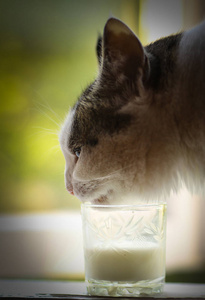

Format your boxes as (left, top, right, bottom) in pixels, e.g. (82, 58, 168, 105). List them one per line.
(86, 212, 145, 245)
(85, 209, 165, 245)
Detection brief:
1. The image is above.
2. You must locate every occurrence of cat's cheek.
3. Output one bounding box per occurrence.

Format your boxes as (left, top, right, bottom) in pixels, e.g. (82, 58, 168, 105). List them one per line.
(72, 151, 99, 181)
(73, 163, 91, 181)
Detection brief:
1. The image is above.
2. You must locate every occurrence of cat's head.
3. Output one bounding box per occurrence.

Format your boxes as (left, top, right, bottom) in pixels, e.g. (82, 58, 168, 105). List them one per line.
(60, 18, 175, 204)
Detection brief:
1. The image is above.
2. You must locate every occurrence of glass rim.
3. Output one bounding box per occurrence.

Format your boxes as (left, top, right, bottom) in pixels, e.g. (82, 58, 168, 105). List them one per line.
(81, 202, 166, 209)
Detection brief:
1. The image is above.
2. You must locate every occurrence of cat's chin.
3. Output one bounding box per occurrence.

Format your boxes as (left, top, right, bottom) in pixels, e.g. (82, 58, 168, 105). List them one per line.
(93, 197, 109, 205)
(76, 182, 157, 205)
(82, 191, 136, 206)
(86, 189, 113, 205)
(79, 189, 127, 205)
(90, 192, 154, 205)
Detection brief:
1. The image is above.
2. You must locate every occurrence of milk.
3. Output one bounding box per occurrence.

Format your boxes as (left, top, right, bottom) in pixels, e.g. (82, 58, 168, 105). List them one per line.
(85, 242, 165, 282)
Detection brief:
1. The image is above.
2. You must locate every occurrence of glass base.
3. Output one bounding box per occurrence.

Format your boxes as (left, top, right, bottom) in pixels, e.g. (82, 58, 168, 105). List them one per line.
(86, 276, 165, 297)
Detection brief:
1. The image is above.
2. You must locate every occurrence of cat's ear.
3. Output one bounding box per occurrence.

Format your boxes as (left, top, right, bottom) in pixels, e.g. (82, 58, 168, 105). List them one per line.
(102, 18, 149, 83)
(96, 35, 102, 65)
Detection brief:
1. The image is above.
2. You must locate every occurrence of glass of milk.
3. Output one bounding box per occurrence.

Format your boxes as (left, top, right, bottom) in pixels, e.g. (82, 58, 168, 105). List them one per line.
(81, 203, 167, 297)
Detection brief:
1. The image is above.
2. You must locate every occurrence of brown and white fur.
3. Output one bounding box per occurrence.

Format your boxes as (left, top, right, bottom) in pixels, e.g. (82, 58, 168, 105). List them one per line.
(60, 18, 205, 204)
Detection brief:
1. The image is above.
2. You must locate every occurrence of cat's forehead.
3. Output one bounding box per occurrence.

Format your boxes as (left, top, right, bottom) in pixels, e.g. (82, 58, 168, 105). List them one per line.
(66, 83, 132, 151)
(67, 94, 109, 151)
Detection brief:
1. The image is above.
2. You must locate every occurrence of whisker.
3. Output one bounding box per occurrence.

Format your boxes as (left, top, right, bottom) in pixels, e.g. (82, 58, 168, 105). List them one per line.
(31, 92, 64, 129)
(33, 126, 59, 136)
(50, 144, 61, 153)
(38, 107, 62, 129)
(33, 90, 64, 119)
(97, 164, 135, 180)
(43, 144, 61, 155)
(72, 163, 134, 183)
(39, 99, 64, 124)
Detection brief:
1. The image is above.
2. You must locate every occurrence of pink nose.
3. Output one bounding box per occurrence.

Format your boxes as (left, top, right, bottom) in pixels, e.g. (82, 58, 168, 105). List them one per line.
(66, 186, 74, 195)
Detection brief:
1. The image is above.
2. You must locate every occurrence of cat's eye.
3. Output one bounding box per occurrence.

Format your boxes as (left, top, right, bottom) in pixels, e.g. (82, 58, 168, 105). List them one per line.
(74, 148, 81, 158)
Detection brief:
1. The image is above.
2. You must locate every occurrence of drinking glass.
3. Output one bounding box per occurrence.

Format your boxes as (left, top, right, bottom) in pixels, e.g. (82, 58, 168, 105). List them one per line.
(81, 203, 167, 297)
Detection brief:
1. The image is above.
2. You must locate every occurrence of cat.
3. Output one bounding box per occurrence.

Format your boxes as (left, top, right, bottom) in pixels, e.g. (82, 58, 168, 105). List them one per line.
(59, 17, 205, 205)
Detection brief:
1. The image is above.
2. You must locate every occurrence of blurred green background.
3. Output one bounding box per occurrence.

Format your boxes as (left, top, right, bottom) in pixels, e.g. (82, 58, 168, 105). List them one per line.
(0, 0, 141, 213)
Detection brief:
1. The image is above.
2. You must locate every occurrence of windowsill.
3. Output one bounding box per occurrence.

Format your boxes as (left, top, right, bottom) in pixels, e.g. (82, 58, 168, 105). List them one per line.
(0, 280, 205, 299)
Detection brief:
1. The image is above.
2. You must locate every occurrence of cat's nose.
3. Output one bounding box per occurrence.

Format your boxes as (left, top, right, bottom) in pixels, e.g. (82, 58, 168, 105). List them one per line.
(66, 185, 74, 195)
